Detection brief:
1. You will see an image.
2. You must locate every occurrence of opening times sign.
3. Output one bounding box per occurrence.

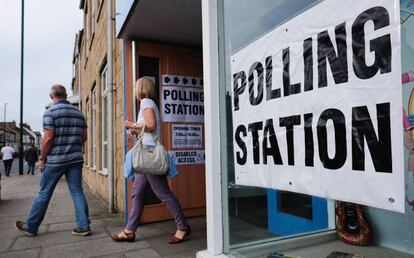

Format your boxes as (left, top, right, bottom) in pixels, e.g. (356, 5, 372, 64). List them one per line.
(172, 124, 203, 149)
(231, 0, 404, 212)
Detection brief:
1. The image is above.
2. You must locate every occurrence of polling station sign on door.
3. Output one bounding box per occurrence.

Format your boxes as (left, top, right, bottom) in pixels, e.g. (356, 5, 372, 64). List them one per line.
(231, 0, 404, 212)
(162, 75, 205, 165)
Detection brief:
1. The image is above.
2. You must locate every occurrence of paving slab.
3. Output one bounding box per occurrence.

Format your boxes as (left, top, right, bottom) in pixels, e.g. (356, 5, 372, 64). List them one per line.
(0, 248, 41, 258)
(125, 247, 163, 258)
(147, 236, 206, 256)
(11, 226, 107, 251)
(40, 236, 150, 258)
(0, 169, 206, 258)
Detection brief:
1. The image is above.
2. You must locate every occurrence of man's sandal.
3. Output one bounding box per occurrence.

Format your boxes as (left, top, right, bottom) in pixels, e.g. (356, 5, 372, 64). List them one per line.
(111, 230, 136, 242)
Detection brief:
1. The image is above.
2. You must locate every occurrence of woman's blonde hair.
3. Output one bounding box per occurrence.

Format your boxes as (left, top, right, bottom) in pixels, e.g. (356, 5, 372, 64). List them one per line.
(136, 77, 158, 102)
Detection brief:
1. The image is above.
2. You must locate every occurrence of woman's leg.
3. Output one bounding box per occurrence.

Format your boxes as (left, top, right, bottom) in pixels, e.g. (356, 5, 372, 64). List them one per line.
(147, 175, 188, 230)
(125, 174, 149, 232)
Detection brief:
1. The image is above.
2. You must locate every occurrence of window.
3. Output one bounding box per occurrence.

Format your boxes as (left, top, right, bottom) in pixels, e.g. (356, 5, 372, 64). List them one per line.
(86, 0, 95, 49)
(101, 65, 109, 174)
(85, 98, 90, 166)
(91, 86, 97, 170)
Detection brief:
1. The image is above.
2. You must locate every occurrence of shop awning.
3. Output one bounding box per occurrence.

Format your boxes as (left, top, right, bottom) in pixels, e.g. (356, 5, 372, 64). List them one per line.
(116, 0, 202, 48)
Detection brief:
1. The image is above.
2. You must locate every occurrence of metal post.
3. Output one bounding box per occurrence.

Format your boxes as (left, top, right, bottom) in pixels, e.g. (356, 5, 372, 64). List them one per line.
(3, 103, 8, 146)
(19, 0, 24, 175)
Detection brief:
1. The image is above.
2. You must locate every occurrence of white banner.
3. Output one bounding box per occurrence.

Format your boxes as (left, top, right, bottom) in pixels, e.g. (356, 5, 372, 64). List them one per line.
(172, 124, 203, 149)
(161, 86, 204, 123)
(169, 150, 205, 165)
(231, 0, 404, 212)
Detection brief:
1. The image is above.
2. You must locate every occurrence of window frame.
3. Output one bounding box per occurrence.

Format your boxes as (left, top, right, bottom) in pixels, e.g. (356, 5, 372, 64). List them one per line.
(91, 86, 97, 171)
(85, 97, 90, 167)
(100, 65, 109, 175)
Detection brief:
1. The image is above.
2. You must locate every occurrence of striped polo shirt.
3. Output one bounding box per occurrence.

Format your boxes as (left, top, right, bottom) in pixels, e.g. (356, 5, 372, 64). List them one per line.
(43, 100, 86, 166)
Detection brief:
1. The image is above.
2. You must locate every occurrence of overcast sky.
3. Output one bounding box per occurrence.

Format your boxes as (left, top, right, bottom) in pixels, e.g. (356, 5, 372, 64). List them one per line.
(0, 0, 82, 132)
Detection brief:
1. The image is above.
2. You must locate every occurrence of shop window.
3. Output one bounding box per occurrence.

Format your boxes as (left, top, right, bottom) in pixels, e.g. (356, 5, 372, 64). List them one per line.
(277, 191, 312, 220)
(219, 0, 330, 253)
(217, 0, 414, 257)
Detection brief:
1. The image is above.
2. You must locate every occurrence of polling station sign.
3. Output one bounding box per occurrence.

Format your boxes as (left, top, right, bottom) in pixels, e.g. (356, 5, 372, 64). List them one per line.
(231, 0, 404, 212)
(161, 74, 204, 123)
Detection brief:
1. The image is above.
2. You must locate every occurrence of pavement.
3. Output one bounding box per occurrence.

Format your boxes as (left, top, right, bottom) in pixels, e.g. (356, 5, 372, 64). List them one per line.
(0, 160, 206, 258)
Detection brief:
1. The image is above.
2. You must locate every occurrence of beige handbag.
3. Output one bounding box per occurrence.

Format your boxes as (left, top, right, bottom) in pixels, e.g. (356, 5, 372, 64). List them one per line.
(131, 125, 169, 175)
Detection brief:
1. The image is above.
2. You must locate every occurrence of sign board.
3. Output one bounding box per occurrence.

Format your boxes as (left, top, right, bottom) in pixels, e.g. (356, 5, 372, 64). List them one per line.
(231, 0, 404, 212)
(161, 74, 204, 123)
(168, 150, 205, 165)
(162, 75, 203, 88)
(172, 124, 203, 149)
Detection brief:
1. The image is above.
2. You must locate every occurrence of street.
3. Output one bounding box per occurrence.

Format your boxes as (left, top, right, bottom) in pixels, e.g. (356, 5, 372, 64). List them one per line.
(0, 163, 206, 258)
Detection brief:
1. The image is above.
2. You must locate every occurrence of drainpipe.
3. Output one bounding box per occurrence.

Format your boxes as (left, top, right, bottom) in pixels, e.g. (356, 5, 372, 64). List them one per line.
(107, 0, 115, 213)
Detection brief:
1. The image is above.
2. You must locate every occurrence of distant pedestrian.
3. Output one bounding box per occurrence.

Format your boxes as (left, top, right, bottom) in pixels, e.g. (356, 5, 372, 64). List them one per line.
(15, 84, 91, 237)
(24, 143, 39, 175)
(1, 143, 16, 177)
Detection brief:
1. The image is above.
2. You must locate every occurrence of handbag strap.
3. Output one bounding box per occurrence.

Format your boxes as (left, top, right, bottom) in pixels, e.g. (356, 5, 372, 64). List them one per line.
(138, 123, 146, 138)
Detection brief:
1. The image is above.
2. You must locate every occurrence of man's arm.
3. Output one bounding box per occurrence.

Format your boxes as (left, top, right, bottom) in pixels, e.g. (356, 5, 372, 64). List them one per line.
(82, 128, 87, 145)
(40, 129, 55, 161)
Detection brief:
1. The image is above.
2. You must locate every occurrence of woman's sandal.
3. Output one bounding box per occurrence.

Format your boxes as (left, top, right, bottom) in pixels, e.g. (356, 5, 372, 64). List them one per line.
(168, 226, 191, 244)
(111, 229, 136, 242)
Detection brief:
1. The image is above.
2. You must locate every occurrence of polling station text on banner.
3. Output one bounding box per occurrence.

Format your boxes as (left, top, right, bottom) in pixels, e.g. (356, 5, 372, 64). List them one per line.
(231, 0, 404, 212)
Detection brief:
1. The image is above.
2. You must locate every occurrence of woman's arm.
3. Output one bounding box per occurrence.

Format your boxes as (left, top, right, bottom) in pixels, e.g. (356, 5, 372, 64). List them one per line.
(124, 107, 157, 133)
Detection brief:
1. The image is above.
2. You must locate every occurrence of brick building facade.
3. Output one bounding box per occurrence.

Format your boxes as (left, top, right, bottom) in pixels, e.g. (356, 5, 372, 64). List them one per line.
(74, 0, 126, 213)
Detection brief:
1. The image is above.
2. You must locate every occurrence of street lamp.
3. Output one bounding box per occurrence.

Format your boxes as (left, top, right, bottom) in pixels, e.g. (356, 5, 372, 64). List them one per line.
(19, 0, 24, 175)
(3, 103, 9, 146)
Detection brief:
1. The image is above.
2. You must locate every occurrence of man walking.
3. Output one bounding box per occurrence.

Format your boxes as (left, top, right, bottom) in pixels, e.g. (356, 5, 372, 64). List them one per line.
(1, 143, 16, 177)
(15, 85, 91, 236)
(24, 143, 38, 175)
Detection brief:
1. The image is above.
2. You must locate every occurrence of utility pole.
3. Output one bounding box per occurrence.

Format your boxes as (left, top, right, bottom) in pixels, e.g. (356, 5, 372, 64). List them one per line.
(19, 0, 24, 175)
(3, 103, 8, 146)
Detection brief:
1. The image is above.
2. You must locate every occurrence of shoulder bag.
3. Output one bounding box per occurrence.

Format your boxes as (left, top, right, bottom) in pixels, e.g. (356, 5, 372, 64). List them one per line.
(131, 125, 169, 175)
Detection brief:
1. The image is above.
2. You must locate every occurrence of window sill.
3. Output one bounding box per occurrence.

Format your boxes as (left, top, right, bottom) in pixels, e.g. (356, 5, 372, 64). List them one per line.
(98, 169, 108, 176)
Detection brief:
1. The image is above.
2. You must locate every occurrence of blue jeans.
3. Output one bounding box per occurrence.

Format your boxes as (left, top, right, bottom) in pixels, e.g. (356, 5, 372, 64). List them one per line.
(27, 162, 36, 174)
(25, 162, 90, 234)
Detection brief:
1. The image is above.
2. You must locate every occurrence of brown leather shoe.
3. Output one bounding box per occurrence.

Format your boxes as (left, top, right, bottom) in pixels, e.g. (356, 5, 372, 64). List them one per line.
(15, 221, 36, 237)
(111, 230, 135, 242)
(169, 226, 191, 244)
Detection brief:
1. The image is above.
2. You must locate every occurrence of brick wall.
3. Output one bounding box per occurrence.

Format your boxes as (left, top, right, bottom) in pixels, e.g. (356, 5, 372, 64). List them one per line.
(74, 0, 125, 213)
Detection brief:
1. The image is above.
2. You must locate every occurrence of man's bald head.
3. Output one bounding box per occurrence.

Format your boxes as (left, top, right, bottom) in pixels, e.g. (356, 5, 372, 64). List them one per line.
(50, 84, 67, 99)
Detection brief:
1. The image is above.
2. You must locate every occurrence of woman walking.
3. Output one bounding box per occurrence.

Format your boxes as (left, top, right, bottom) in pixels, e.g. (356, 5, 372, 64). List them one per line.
(111, 77, 190, 243)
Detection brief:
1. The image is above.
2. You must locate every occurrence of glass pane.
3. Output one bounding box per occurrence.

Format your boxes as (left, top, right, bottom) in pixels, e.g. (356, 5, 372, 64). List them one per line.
(218, 1, 414, 257)
(219, 0, 331, 253)
(103, 143, 107, 170)
(102, 96, 107, 141)
(277, 191, 312, 220)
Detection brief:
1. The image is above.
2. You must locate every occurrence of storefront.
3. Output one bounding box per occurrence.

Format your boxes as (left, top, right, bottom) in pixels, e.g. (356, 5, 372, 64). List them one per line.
(199, 0, 414, 257)
(116, 0, 414, 257)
